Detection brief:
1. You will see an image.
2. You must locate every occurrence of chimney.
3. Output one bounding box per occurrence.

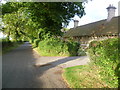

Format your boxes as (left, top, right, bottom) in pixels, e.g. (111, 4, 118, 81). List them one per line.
(74, 20, 79, 28)
(106, 4, 116, 21)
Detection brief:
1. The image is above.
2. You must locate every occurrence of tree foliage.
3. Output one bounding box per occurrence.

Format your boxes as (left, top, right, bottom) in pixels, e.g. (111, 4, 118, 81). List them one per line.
(2, 2, 85, 40)
(2, 7, 39, 41)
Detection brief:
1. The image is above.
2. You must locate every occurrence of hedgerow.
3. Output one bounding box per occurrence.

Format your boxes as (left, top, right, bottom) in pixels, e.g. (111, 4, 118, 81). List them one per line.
(88, 38, 120, 87)
(33, 39, 41, 48)
(36, 37, 79, 56)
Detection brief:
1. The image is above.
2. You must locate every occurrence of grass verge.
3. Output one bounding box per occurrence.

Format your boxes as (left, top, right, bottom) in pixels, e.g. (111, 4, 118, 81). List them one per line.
(63, 65, 111, 88)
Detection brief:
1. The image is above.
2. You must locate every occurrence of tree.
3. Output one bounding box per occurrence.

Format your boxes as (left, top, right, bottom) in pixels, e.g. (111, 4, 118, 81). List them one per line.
(2, 7, 39, 41)
(2, 2, 85, 40)
(25, 2, 85, 36)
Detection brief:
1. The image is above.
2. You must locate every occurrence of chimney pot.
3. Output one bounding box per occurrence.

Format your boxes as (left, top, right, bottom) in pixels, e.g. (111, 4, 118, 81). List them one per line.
(106, 4, 116, 22)
(74, 20, 79, 28)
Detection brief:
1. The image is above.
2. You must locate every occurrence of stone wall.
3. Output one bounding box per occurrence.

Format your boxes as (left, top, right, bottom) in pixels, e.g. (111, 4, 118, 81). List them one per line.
(74, 35, 118, 50)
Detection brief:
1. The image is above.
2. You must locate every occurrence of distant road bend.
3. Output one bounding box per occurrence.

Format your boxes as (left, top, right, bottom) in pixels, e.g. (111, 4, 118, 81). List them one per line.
(2, 42, 89, 88)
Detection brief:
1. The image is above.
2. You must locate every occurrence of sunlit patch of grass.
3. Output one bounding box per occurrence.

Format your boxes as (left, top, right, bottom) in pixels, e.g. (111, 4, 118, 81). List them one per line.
(63, 65, 110, 88)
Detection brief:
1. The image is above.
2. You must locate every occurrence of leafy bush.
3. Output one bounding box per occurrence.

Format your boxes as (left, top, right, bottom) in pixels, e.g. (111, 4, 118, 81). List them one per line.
(77, 47, 86, 56)
(33, 39, 41, 48)
(29, 39, 34, 44)
(37, 37, 79, 56)
(88, 38, 120, 87)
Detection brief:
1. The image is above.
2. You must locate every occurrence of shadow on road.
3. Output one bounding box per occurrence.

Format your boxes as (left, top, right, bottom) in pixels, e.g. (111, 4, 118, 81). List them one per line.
(34, 56, 80, 88)
(2, 42, 80, 88)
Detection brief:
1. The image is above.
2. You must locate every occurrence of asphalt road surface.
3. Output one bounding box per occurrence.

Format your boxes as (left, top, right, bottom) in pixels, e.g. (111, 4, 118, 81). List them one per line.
(2, 42, 89, 88)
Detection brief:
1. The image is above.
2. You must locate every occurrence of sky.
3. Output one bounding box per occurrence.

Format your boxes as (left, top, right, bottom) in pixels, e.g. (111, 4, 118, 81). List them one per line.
(67, 0, 120, 29)
(0, 0, 120, 38)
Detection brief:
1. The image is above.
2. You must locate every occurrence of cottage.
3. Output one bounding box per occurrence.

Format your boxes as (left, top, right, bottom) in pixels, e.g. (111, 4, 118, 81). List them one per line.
(63, 5, 119, 48)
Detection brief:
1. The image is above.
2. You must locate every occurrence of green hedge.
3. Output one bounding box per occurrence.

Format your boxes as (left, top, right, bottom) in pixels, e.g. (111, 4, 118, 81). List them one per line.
(29, 39, 34, 44)
(88, 38, 120, 87)
(36, 37, 79, 56)
(33, 39, 41, 48)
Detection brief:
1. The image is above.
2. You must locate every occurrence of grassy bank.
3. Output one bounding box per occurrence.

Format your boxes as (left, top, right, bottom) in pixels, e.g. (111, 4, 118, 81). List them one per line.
(63, 38, 119, 88)
(63, 65, 110, 88)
